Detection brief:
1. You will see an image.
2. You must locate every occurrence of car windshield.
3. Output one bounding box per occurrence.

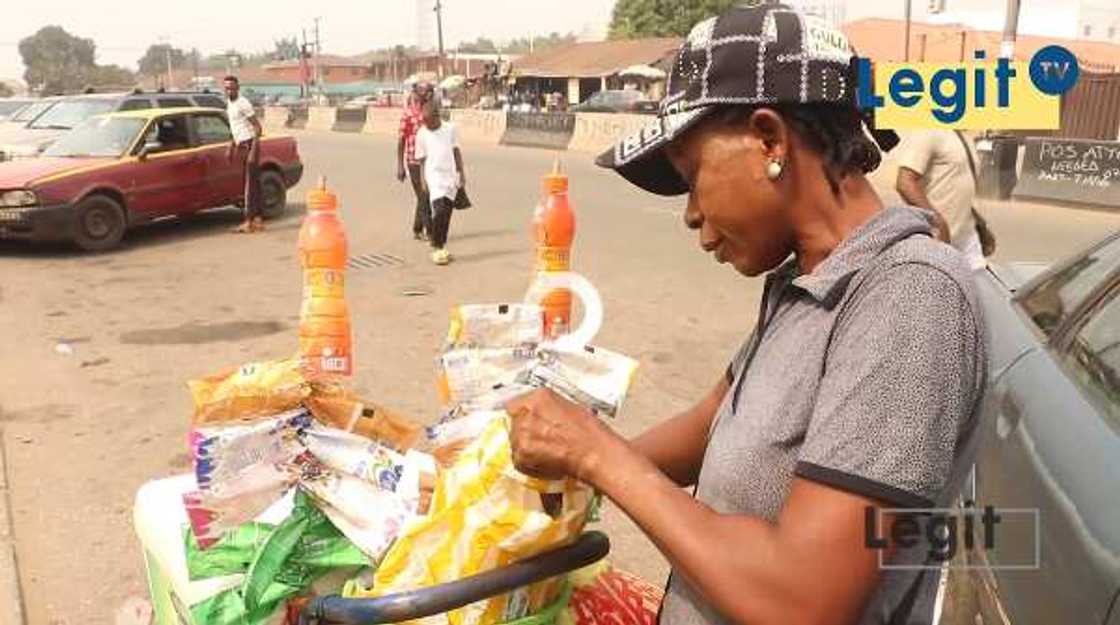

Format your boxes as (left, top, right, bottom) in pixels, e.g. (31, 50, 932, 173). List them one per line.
(28, 99, 116, 130)
(0, 101, 29, 116)
(10, 100, 54, 123)
(42, 116, 146, 158)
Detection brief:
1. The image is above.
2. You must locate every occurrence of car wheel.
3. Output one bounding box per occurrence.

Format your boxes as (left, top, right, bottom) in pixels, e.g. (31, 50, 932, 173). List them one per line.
(73, 194, 126, 252)
(260, 170, 287, 219)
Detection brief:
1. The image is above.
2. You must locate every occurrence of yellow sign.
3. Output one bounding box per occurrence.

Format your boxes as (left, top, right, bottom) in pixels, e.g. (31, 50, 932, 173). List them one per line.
(869, 61, 1060, 130)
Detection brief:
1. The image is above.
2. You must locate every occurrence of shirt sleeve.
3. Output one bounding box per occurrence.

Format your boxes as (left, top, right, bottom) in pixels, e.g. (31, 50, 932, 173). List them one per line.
(240, 99, 256, 119)
(895, 130, 935, 177)
(794, 263, 982, 508)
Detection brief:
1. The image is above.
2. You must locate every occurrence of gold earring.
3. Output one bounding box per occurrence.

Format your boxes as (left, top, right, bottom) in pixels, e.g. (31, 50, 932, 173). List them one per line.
(766, 159, 784, 180)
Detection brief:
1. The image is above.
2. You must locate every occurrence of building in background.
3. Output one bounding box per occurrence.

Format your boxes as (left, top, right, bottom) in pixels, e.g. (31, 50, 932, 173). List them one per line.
(511, 38, 680, 105)
(788, 0, 846, 26)
(840, 0, 1120, 42)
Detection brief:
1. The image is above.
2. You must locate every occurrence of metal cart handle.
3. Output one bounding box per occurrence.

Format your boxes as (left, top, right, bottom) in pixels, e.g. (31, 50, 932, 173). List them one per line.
(299, 531, 610, 624)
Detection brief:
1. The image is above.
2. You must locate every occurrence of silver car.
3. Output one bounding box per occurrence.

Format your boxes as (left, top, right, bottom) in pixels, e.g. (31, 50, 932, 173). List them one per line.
(945, 231, 1120, 624)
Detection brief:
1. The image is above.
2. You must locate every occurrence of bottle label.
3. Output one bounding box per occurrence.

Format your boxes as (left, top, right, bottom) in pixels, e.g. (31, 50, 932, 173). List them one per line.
(535, 247, 570, 272)
(304, 269, 346, 298)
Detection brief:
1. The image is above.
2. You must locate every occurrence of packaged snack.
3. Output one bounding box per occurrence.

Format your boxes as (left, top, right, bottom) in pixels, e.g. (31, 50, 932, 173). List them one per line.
(188, 359, 311, 425)
(437, 347, 536, 408)
(350, 415, 595, 625)
(190, 410, 311, 499)
(444, 304, 544, 350)
(525, 346, 639, 418)
(304, 383, 422, 452)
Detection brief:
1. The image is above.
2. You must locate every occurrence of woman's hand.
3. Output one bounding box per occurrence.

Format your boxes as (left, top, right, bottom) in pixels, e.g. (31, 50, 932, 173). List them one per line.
(505, 389, 619, 484)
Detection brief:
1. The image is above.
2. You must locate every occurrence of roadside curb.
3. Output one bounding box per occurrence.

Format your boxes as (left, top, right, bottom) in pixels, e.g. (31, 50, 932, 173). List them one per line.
(0, 428, 26, 625)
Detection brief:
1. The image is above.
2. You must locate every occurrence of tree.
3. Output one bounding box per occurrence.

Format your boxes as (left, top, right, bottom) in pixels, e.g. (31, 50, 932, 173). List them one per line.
(18, 26, 96, 95)
(138, 43, 186, 77)
(609, 0, 737, 39)
(458, 37, 498, 54)
(90, 64, 135, 88)
(0, 83, 13, 98)
(273, 37, 301, 61)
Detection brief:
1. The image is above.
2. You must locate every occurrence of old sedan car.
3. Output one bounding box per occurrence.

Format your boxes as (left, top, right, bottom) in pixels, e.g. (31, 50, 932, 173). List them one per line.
(943, 231, 1120, 625)
(0, 107, 302, 251)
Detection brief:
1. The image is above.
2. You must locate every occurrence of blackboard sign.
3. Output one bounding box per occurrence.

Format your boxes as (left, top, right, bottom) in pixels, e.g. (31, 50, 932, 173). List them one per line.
(1013, 138, 1120, 208)
(501, 112, 575, 150)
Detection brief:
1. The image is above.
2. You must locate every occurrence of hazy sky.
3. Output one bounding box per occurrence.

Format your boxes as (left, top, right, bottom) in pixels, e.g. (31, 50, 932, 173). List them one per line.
(0, 0, 616, 82)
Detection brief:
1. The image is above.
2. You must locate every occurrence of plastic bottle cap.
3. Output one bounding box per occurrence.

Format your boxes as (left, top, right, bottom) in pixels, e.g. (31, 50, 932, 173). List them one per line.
(544, 156, 568, 194)
(307, 176, 338, 212)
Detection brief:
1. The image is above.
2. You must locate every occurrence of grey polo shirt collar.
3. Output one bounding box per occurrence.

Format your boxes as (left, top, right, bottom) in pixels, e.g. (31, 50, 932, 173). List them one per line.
(789, 207, 936, 306)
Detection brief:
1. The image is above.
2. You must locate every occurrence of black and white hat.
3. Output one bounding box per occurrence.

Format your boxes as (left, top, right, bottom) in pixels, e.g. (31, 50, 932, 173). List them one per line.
(596, 2, 893, 196)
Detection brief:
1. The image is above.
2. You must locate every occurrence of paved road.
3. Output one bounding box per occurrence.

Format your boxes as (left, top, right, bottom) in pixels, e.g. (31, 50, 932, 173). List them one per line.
(0, 130, 1116, 624)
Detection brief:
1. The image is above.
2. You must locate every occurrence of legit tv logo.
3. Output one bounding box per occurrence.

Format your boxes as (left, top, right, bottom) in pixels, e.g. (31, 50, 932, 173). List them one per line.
(857, 45, 1079, 130)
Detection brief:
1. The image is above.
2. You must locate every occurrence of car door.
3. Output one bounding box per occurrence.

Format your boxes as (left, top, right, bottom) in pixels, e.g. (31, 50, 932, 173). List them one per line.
(189, 112, 241, 208)
(973, 236, 1120, 624)
(126, 114, 207, 218)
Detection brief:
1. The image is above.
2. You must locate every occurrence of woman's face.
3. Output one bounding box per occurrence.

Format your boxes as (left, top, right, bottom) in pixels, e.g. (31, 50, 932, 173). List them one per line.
(666, 111, 796, 277)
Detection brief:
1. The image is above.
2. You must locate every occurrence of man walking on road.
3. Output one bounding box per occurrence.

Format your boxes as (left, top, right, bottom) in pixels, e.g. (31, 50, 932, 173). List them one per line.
(224, 75, 265, 234)
(397, 81, 435, 240)
(895, 130, 987, 269)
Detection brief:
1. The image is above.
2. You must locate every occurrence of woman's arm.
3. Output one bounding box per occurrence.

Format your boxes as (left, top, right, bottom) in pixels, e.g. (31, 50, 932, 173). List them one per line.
(630, 375, 728, 487)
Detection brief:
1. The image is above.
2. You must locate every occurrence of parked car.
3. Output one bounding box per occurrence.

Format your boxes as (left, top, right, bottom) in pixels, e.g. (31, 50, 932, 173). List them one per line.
(341, 94, 379, 109)
(0, 98, 34, 122)
(572, 90, 658, 114)
(0, 107, 303, 251)
(945, 231, 1120, 624)
(0, 90, 226, 161)
(0, 97, 59, 132)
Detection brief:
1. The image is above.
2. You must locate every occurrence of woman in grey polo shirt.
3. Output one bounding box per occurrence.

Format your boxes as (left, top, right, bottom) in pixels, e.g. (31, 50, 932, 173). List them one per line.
(506, 4, 987, 625)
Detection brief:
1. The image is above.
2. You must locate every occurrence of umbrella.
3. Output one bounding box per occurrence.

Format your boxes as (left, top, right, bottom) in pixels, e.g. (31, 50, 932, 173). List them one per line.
(439, 75, 467, 91)
(618, 64, 667, 80)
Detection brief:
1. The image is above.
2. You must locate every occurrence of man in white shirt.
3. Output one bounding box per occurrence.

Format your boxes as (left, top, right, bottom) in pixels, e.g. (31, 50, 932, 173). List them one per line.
(224, 75, 265, 233)
(414, 103, 466, 266)
(895, 129, 987, 270)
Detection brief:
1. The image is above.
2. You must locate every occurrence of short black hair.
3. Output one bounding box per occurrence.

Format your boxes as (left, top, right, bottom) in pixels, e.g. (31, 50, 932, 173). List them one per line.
(223, 75, 239, 84)
(717, 103, 882, 195)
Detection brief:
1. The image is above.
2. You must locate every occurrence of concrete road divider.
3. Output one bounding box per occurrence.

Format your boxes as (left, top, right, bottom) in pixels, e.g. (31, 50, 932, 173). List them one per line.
(307, 106, 339, 132)
(568, 113, 652, 155)
(450, 110, 506, 146)
(333, 108, 367, 133)
(363, 107, 402, 135)
(501, 112, 575, 150)
(263, 106, 291, 130)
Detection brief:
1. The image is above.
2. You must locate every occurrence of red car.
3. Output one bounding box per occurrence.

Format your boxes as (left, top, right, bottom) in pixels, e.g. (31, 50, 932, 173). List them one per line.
(0, 107, 303, 251)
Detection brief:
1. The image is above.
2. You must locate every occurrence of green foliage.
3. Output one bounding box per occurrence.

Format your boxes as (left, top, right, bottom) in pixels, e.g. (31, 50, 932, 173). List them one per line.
(18, 26, 97, 95)
(609, 0, 738, 39)
(138, 44, 187, 77)
(0, 83, 13, 98)
(90, 64, 135, 88)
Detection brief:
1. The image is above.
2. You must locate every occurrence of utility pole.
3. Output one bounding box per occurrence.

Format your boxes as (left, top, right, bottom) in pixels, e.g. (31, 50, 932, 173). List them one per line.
(903, 0, 912, 62)
(434, 0, 445, 78)
(1000, 0, 1022, 59)
(301, 29, 309, 98)
(313, 17, 322, 100)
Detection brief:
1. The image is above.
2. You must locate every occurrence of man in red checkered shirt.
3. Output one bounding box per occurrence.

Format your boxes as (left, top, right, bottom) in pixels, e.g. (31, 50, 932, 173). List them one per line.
(397, 81, 435, 240)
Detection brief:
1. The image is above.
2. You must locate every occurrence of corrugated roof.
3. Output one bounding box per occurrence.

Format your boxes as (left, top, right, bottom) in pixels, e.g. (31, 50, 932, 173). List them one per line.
(844, 19, 1120, 72)
(512, 38, 682, 78)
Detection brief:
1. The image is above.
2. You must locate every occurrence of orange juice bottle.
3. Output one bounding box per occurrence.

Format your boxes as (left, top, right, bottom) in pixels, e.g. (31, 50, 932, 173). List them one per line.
(532, 159, 576, 338)
(298, 177, 352, 377)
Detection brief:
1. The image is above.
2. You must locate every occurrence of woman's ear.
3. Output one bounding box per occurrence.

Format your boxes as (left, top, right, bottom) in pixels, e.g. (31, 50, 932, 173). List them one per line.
(746, 108, 790, 162)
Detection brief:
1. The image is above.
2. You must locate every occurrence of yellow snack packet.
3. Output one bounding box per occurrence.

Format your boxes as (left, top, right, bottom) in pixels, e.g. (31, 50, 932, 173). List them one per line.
(188, 359, 311, 425)
(346, 414, 594, 625)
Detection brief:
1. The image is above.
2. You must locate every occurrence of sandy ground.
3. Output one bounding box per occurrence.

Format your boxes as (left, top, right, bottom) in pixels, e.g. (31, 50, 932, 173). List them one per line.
(0, 130, 1116, 624)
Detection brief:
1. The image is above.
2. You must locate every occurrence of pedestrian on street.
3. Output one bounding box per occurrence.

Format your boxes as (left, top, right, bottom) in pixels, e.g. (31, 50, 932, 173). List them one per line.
(895, 129, 989, 270)
(504, 4, 988, 625)
(397, 81, 435, 240)
(414, 101, 466, 266)
(224, 75, 265, 234)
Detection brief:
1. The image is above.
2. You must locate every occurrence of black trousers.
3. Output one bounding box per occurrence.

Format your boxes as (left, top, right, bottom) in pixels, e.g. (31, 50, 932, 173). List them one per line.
(238, 139, 262, 220)
(429, 196, 454, 249)
(407, 163, 430, 236)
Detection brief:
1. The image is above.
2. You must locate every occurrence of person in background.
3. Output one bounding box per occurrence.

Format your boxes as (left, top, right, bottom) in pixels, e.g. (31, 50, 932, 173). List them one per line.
(414, 101, 465, 267)
(397, 81, 435, 241)
(224, 75, 264, 234)
(895, 129, 988, 270)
